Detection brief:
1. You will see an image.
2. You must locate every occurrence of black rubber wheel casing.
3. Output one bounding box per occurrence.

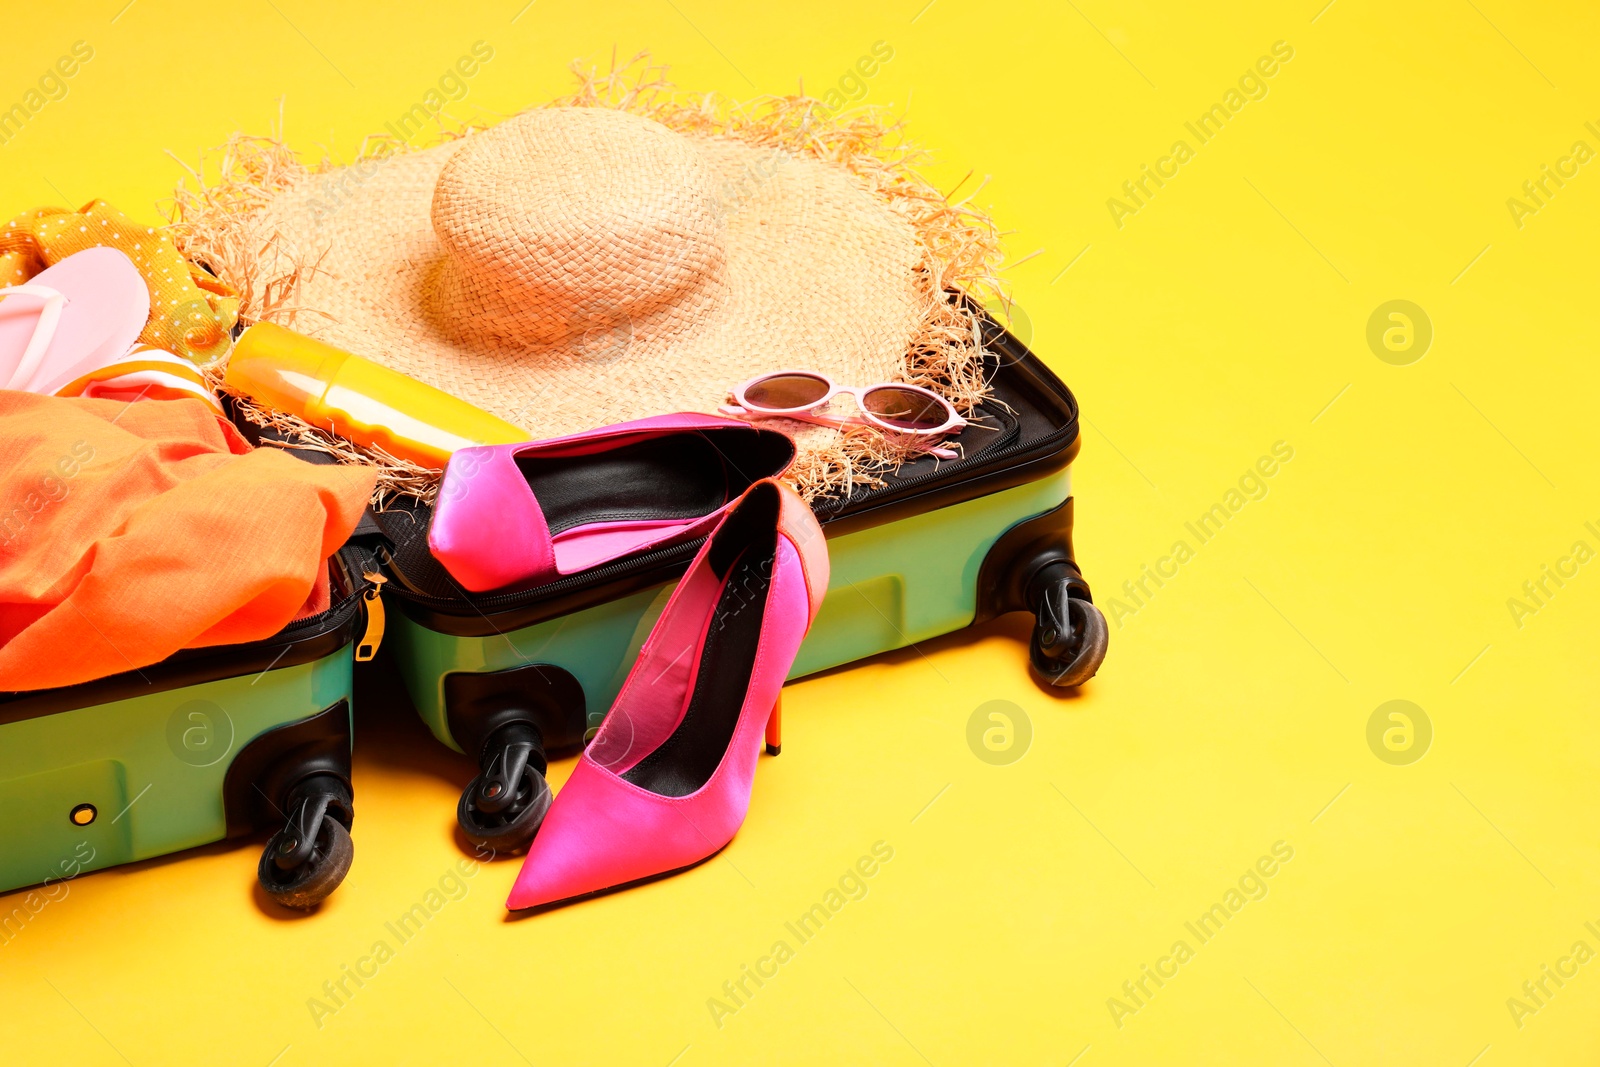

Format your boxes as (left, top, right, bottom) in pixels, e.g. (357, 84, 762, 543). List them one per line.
(258, 817, 354, 910)
(457, 766, 553, 856)
(1031, 595, 1109, 688)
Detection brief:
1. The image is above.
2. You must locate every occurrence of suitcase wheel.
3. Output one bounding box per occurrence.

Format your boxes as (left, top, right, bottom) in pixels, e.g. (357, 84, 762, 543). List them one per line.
(257, 775, 354, 910)
(1029, 565, 1109, 688)
(457, 721, 553, 855)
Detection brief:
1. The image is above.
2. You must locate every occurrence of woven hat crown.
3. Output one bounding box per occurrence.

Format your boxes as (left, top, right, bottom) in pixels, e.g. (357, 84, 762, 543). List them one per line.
(429, 107, 727, 348)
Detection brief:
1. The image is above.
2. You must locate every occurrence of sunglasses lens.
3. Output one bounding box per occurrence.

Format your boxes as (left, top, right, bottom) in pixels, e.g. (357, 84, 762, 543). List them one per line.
(863, 386, 950, 431)
(744, 373, 831, 411)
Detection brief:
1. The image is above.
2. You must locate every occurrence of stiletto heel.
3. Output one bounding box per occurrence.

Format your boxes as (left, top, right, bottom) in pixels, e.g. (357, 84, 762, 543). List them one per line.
(765, 694, 782, 757)
(505, 478, 828, 911)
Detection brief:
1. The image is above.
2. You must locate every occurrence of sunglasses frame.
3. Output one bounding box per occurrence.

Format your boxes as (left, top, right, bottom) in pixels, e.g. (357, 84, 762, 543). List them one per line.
(722, 371, 968, 448)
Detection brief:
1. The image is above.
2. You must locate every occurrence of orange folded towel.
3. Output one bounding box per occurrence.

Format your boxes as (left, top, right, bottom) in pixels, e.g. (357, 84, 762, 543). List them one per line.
(0, 391, 377, 691)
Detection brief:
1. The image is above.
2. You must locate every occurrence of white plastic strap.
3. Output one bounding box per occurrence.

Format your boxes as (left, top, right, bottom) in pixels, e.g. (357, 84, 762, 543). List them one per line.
(0, 284, 67, 392)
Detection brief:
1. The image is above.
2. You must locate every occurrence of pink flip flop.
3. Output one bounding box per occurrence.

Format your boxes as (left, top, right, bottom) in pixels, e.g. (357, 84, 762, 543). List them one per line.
(0, 247, 151, 395)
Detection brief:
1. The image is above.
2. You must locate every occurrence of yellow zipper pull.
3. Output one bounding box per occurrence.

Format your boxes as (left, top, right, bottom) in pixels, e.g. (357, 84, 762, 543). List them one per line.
(356, 571, 387, 662)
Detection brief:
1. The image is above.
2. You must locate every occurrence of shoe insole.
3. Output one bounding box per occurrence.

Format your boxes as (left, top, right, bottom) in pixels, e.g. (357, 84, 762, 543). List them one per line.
(516, 433, 730, 536)
(549, 517, 711, 574)
(621, 540, 774, 798)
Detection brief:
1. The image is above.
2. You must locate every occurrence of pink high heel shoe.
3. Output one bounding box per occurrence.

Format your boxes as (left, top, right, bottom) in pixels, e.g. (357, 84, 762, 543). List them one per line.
(505, 478, 828, 911)
(428, 413, 794, 593)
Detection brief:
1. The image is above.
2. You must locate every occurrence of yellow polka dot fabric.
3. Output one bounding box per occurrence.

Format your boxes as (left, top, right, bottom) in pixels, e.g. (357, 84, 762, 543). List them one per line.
(0, 201, 239, 366)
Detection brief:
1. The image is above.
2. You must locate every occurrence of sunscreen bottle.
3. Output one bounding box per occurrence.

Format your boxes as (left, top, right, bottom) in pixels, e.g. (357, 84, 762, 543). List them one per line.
(225, 322, 529, 468)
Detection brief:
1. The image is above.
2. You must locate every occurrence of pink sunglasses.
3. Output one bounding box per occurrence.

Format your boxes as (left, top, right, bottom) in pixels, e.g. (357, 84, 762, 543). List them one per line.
(720, 371, 967, 460)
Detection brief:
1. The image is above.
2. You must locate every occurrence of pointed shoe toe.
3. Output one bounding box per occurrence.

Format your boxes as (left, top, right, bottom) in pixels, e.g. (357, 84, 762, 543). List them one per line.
(504, 757, 742, 911)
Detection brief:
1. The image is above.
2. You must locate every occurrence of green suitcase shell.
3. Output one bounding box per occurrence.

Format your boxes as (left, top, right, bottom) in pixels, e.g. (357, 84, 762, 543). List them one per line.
(0, 542, 383, 909)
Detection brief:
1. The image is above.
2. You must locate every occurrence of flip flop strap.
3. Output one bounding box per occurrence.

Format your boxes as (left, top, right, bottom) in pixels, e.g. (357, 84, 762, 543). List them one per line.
(0, 283, 67, 392)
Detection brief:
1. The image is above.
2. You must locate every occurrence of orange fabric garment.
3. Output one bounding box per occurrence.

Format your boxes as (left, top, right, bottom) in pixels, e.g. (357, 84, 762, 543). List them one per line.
(0, 391, 377, 691)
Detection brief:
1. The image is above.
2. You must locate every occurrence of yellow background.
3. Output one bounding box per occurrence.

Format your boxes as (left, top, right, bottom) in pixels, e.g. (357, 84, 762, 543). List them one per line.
(4, 1, 1599, 1063)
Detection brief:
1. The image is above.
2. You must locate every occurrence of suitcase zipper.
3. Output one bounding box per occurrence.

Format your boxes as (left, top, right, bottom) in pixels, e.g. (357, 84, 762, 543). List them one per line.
(265, 547, 379, 639)
(355, 571, 387, 661)
(381, 538, 700, 610)
(383, 413, 1068, 615)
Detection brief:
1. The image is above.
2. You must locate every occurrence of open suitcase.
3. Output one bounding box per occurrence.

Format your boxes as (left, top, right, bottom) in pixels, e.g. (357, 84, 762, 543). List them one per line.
(0, 528, 386, 910)
(369, 319, 1109, 850)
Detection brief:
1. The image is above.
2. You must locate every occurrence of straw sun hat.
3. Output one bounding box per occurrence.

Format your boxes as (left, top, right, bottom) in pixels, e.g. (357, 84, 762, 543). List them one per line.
(172, 58, 1003, 499)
